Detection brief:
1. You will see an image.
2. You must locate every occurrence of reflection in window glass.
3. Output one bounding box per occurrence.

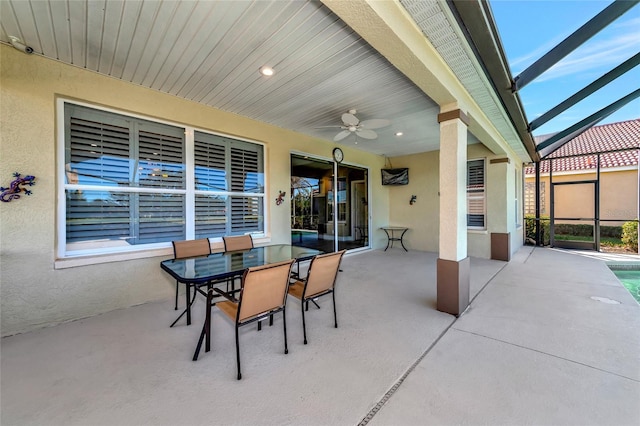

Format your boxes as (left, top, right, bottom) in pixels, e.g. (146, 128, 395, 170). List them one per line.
(62, 103, 264, 256)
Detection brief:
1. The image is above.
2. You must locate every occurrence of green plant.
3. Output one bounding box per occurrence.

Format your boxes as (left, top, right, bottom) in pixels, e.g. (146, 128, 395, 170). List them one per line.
(554, 223, 593, 237)
(599, 237, 623, 247)
(544, 223, 623, 239)
(600, 226, 623, 238)
(525, 215, 550, 245)
(621, 220, 638, 252)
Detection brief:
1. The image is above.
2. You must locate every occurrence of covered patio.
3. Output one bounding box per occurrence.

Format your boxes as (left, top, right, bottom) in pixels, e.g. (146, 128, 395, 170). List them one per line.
(2, 247, 638, 425)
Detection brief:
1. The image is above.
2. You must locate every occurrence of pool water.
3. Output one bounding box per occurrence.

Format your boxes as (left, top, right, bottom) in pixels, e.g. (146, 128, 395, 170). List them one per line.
(612, 270, 640, 303)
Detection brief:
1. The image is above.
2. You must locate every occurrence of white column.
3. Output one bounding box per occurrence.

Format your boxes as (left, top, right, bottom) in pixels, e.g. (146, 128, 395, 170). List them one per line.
(488, 158, 512, 261)
(437, 109, 470, 316)
(439, 115, 468, 261)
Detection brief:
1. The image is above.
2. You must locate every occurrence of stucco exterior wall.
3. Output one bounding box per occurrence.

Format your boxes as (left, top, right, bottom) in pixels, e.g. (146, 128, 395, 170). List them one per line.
(387, 142, 524, 259)
(385, 151, 440, 252)
(468, 144, 523, 259)
(526, 168, 639, 225)
(0, 45, 389, 336)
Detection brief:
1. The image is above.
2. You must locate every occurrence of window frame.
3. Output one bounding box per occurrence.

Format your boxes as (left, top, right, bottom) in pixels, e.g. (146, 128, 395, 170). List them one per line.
(515, 167, 522, 228)
(328, 177, 348, 223)
(56, 98, 267, 263)
(466, 158, 486, 230)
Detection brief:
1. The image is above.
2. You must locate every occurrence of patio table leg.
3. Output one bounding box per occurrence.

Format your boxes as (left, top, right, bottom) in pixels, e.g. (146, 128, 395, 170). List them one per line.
(382, 227, 409, 251)
(193, 323, 206, 361)
(185, 283, 191, 325)
(383, 229, 392, 251)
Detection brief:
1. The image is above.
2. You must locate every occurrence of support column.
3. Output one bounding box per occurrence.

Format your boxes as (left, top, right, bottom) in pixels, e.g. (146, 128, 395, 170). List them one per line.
(489, 157, 511, 261)
(437, 109, 470, 316)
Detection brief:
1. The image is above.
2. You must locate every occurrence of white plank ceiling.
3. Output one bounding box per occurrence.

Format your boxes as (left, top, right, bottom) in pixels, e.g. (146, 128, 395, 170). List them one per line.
(0, 0, 483, 158)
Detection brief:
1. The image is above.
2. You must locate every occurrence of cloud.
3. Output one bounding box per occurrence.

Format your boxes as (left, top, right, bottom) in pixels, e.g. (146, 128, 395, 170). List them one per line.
(533, 31, 639, 83)
(509, 35, 568, 75)
(508, 10, 640, 78)
(611, 15, 640, 30)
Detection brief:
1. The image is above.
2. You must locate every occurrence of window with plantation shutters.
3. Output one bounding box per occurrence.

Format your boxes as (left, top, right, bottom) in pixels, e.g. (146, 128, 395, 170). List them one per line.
(61, 102, 264, 257)
(467, 159, 486, 228)
(194, 132, 264, 239)
(64, 104, 186, 251)
(230, 144, 263, 234)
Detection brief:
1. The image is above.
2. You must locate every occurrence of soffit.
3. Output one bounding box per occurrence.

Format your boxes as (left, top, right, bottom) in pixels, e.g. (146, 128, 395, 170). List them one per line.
(0, 0, 522, 158)
(400, 0, 532, 162)
(323, 0, 533, 162)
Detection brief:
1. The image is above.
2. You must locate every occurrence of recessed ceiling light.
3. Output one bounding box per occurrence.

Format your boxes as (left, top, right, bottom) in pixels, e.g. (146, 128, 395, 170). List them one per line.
(260, 66, 274, 76)
(395, 131, 403, 136)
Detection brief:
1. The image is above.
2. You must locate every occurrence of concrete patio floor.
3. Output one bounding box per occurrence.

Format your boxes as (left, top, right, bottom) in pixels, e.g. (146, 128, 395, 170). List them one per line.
(1, 247, 639, 425)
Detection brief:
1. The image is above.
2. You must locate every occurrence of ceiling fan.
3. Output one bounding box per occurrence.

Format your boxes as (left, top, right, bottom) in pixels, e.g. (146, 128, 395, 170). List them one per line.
(323, 109, 391, 142)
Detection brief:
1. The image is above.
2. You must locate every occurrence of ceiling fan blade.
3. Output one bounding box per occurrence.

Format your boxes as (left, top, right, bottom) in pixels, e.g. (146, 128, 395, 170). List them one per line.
(356, 129, 378, 139)
(360, 118, 391, 129)
(314, 125, 345, 129)
(334, 130, 352, 141)
(341, 113, 359, 126)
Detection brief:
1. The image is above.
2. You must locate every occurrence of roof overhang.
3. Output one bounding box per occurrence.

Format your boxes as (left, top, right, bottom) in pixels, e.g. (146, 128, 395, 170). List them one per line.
(447, 0, 539, 162)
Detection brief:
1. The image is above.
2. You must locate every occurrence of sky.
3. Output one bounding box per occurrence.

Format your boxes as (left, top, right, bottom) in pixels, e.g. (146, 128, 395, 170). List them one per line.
(489, 0, 640, 137)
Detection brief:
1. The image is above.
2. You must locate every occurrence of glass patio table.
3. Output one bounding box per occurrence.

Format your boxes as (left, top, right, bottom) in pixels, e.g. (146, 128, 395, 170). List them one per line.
(161, 244, 324, 327)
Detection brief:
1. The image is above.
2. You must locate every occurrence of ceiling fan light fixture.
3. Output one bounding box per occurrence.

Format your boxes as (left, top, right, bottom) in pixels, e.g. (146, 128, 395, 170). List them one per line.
(395, 131, 403, 136)
(328, 109, 391, 142)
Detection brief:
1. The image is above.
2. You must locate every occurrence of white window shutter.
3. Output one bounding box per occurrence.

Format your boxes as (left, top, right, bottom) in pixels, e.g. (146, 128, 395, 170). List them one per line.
(63, 103, 265, 256)
(467, 159, 486, 228)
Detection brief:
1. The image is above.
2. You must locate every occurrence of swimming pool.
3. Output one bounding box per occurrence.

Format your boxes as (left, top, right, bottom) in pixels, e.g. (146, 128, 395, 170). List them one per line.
(610, 268, 640, 303)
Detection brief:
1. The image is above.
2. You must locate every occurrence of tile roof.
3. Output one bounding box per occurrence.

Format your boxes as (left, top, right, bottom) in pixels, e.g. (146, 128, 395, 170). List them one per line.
(525, 119, 639, 175)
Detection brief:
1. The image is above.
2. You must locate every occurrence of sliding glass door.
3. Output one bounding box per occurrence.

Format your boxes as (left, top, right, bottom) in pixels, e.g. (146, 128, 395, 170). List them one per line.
(291, 154, 368, 252)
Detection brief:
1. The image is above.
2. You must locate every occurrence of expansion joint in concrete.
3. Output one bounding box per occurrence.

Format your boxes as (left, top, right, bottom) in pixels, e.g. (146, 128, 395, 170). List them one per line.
(358, 319, 457, 426)
(359, 258, 510, 425)
(453, 328, 640, 383)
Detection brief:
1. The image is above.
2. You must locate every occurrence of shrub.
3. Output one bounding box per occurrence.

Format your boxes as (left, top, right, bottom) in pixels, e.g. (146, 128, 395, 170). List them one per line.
(552, 224, 621, 238)
(621, 220, 638, 252)
(554, 223, 593, 237)
(525, 215, 550, 246)
(600, 226, 623, 238)
(525, 217, 624, 247)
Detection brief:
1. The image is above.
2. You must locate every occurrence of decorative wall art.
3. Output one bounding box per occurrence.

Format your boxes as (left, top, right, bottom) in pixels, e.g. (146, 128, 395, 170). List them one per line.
(1, 172, 36, 202)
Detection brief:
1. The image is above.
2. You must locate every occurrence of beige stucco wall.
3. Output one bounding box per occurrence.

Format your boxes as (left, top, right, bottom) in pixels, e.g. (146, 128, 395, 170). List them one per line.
(0, 45, 390, 336)
(388, 142, 524, 259)
(1, 41, 528, 335)
(526, 168, 639, 224)
(384, 151, 440, 252)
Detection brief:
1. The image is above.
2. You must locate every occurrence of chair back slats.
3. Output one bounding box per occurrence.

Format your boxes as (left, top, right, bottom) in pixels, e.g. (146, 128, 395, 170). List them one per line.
(238, 259, 294, 322)
(172, 238, 211, 259)
(305, 250, 345, 298)
(223, 235, 254, 252)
